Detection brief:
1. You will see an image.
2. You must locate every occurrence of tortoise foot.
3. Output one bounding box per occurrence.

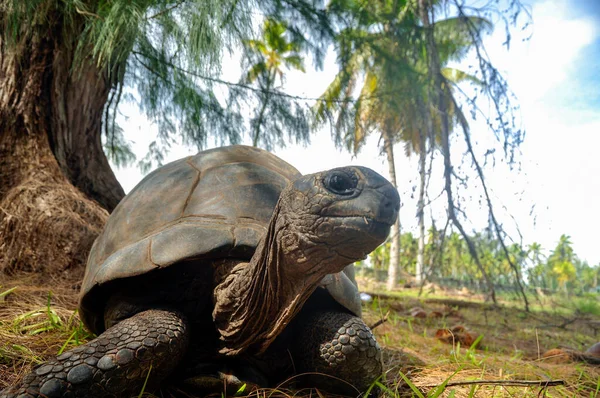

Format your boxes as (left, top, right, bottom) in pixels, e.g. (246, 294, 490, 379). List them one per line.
(291, 311, 382, 396)
(0, 310, 188, 398)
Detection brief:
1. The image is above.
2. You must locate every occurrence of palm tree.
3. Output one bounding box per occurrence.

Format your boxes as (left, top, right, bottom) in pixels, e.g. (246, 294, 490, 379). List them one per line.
(313, 8, 420, 290)
(548, 234, 576, 293)
(526, 242, 546, 287)
(443, 232, 464, 279)
(243, 19, 305, 147)
(314, 0, 489, 290)
(403, 67, 482, 284)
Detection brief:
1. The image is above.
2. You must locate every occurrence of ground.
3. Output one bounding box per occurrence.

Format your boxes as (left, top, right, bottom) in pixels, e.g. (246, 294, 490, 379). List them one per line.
(1, 273, 598, 397)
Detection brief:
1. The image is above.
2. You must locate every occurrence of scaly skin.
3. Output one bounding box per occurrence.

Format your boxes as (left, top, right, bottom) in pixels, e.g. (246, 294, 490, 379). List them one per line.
(0, 310, 188, 398)
(291, 311, 382, 394)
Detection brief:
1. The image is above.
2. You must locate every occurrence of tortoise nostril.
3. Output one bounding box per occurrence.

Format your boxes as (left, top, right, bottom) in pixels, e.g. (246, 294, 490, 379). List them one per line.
(378, 197, 399, 222)
(383, 199, 399, 211)
(376, 185, 400, 223)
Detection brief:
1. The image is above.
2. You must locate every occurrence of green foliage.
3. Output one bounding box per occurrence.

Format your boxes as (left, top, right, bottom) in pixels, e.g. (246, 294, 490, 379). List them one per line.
(138, 364, 152, 398)
(313, 0, 490, 157)
(398, 370, 425, 398)
(236, 18, 309, 149)
(1, 0, 248, 76)
(10, 293, 92, 348)
(102, 123, 136, 169)
(0, 344, 43, 366)
(1, 0, 337, 170)
(571, 296, 600, 317)
(234, 383, 247, 396)
(370, 241, 391, 270)
(368, 228, 599, 297)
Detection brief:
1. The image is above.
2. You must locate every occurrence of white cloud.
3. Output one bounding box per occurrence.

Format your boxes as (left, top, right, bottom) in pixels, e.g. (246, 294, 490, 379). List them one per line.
(494, 0, 598, 104)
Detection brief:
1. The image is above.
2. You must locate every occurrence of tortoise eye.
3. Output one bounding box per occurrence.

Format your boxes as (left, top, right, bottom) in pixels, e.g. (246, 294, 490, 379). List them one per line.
(324, 171, 357, 195)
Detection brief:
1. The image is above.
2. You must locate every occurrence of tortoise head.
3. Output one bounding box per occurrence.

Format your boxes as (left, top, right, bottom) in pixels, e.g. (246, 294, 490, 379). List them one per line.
(275, 166, 399, 275)
(213, 165, 399, 355)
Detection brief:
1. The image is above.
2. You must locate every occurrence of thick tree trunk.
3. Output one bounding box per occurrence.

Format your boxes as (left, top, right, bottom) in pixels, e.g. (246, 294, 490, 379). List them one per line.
(0, 12, 112, 274)
(383, 129, 401, 291)
(47, 57, 126, 211)
(1, 10, 124, 212)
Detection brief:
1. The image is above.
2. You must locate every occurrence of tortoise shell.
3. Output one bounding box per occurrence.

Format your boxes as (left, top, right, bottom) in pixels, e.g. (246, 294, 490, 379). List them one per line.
(79, 145, 361, 334)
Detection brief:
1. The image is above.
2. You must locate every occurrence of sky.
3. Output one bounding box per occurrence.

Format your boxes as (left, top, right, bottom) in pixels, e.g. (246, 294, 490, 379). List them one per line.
(114, 0, 600, 266)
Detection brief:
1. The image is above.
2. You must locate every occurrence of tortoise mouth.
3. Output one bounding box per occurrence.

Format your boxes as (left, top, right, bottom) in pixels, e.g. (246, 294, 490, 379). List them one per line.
(324, 215, 394, 226)
(323, 215, 393, 244)
(319, 216, 391, 259)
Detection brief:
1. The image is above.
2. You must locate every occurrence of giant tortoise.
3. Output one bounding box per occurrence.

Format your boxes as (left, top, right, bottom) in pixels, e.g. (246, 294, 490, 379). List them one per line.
(2, 145, 399, 397)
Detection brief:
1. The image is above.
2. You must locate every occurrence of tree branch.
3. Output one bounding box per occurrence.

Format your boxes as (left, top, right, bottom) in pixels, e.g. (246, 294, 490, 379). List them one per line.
(131, 50, 429, 104)
(146, 1, 186, 20)
(451, 94, 529, 311)
(418, 0, 496, 304)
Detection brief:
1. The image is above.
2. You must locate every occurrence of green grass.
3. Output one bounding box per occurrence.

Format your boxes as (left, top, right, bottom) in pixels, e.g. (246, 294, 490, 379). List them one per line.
(1, 274, 599, 397)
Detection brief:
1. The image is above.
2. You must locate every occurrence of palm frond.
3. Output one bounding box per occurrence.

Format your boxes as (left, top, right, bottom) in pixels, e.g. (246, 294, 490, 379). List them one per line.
(441, 67, 483, 86)
(282, 55, 305, 72)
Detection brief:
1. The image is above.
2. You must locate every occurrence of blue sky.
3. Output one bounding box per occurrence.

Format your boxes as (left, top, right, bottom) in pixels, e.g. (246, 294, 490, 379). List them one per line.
(115, 0, 600, 265)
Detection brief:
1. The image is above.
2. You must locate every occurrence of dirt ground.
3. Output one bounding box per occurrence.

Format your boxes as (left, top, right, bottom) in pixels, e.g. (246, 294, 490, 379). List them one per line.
(1, 273, 599, 397)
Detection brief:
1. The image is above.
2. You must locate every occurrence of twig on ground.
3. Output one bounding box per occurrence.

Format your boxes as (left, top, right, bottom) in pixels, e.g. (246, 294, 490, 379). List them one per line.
(369, 312, 389, 330)
(423, 379, 565, 388)
(537, 316, 581, 329)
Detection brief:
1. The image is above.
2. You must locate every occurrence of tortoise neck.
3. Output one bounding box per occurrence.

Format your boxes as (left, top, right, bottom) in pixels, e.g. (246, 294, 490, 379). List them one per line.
(212, 203, 321, 355)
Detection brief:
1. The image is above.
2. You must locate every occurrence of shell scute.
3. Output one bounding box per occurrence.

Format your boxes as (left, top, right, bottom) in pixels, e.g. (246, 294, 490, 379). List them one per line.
(150, 222, 233, 267)
(79, 146, 301, 333)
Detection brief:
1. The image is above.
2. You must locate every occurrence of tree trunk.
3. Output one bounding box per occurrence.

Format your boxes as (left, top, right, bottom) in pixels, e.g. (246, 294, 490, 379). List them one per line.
(0, 11, 113, 275)
(416, 131, 426, 283)
(383, 129, 401, 291)
(418, 0, 496, 303)
(47, 60, 126, 211)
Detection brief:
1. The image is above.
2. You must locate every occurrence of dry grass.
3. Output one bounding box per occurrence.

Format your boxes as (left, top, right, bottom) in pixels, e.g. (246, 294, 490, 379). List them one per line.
(361, 287, 600, 397)
(1, 273, 599, 397)
(0, 174, 107, 274)
(0, 273, 89, 388)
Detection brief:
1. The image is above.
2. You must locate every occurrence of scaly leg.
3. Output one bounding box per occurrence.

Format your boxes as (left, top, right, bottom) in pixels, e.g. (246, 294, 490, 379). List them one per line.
(291, 311, 382, 395)
(1, 309, 188, 398)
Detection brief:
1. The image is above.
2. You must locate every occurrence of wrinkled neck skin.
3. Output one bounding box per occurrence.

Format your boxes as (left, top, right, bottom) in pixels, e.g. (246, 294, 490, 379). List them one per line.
(213, 204, 343, 355)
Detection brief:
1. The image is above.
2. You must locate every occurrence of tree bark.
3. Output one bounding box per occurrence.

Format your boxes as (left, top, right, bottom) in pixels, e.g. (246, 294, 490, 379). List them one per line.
(46, 38, 125, 211)
(47, 56, 126, 211)
(1, 9, 124, 212)
(383, 129, 401, 291)
(0, 10, 112, 275)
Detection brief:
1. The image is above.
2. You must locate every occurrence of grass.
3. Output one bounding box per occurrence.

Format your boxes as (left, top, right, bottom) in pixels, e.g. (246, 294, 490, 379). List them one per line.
(1, 273, 599, 397)
(361, 283, 600, 397)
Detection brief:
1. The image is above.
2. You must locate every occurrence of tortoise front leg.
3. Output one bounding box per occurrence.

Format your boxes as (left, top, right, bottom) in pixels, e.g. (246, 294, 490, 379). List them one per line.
(291, 311, 382, 395)
(0, 309, 188, 398)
